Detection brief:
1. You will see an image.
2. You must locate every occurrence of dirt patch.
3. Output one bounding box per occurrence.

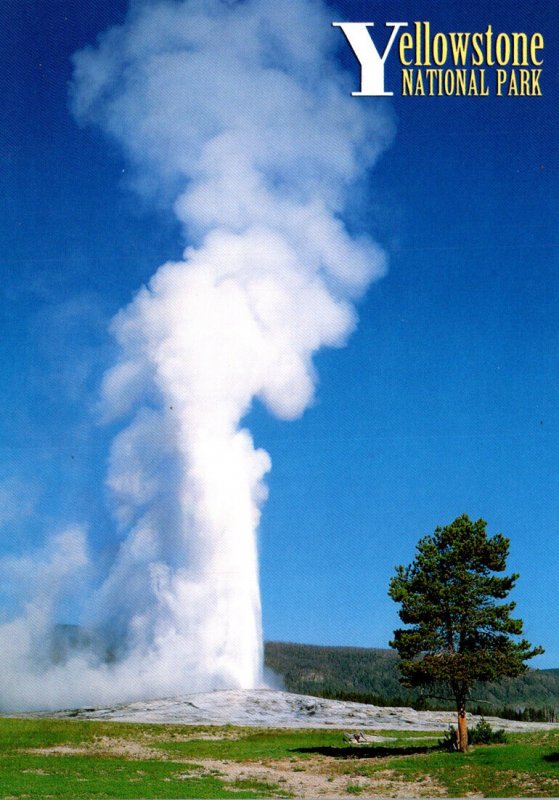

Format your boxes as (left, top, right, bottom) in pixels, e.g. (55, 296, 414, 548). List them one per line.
(161, 730, 245, 741)
(27, 730, 245, 759)
(28, 736, 162, 761)
(192, 756, 447, 798)
(27, 736, 448, 797)
(493, 769, 559, 797)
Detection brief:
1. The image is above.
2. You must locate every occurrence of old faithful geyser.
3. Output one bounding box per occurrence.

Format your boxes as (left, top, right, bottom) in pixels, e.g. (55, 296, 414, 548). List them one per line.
(0, 0, 393, 710)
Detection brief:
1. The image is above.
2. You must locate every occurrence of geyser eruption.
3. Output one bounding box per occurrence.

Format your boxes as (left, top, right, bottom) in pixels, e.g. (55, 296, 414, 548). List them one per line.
(0, 0, 393, 710)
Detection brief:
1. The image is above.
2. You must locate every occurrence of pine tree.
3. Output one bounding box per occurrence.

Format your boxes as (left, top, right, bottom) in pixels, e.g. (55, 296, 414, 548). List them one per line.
(388, 514, 543, 751)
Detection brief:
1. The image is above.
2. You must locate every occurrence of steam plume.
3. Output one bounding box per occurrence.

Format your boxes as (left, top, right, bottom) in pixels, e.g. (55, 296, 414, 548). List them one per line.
(0, 0, 392, 710)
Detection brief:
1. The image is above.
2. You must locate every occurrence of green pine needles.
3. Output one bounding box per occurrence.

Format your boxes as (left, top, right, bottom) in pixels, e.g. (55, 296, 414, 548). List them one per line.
(388, 514, 543, 751)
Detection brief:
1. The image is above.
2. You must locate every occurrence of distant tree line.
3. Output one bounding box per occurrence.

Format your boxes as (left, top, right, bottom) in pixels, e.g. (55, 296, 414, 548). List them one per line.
(265, 640, 558, 720)
(471, 705, 559, 723)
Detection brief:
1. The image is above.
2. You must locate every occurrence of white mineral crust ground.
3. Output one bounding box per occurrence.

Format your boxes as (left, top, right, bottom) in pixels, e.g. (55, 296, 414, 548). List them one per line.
(19, 690, 559, 732)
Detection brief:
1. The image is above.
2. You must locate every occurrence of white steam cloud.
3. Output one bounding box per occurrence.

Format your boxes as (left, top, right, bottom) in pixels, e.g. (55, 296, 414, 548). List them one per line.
(0, 0, 392, 710)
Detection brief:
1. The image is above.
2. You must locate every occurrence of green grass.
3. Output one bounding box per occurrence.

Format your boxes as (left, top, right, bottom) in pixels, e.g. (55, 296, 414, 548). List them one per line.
(0, 754, 232, 799)
(0, 719, 280, 798)
(324, 731, 559, 797)
(1, 716, 559, 797)
(151, 728, 348, 761)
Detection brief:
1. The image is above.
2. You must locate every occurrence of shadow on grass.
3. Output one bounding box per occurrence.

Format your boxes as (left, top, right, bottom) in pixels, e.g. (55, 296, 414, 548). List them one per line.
(291, 744, 437, 759)
(543, 753, 559, 763)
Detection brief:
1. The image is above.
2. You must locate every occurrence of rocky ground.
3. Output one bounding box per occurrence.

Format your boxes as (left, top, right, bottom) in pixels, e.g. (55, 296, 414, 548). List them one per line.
(21, 689, 559, 732)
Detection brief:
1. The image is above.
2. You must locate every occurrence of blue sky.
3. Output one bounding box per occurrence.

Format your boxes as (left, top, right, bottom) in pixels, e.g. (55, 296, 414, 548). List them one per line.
(1, 0, 558, 668)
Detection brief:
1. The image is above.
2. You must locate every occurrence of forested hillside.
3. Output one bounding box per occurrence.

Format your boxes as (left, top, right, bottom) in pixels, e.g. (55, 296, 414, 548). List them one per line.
(264, 641, 559, 719)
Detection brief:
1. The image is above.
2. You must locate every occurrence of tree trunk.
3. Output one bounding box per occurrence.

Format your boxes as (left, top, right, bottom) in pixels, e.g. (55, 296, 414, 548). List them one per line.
(456, 703, 468, 752)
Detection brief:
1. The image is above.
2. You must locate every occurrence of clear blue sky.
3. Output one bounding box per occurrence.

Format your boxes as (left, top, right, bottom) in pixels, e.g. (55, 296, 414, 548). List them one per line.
(1, 0, 558, 666)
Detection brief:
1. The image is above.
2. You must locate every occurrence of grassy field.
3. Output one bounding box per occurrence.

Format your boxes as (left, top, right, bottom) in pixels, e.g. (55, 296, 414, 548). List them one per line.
(2, 717, 559, 798)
